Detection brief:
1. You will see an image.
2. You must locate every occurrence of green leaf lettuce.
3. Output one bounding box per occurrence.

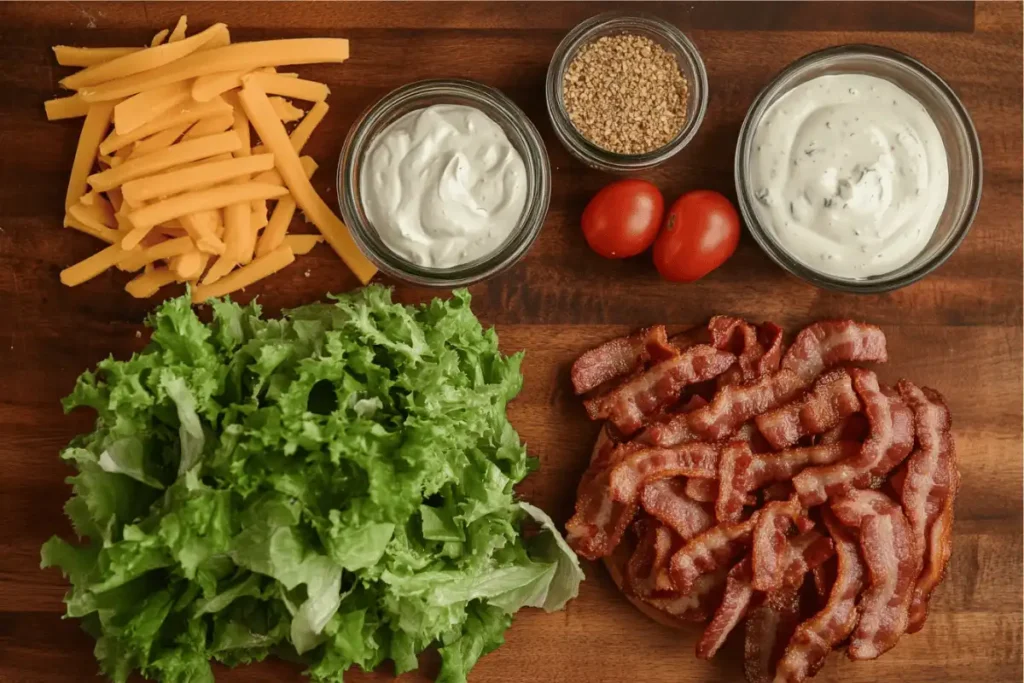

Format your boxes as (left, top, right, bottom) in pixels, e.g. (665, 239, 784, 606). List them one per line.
(42, 286, 581, 683)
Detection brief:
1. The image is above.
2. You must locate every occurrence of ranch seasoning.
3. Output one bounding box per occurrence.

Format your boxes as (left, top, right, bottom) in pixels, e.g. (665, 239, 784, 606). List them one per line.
(562, 33, 689, 155)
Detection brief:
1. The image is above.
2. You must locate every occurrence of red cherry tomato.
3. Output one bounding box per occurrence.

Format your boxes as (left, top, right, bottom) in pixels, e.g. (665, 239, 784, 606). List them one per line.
(653, 190, 740, 282)
(581, 180, 664, 259)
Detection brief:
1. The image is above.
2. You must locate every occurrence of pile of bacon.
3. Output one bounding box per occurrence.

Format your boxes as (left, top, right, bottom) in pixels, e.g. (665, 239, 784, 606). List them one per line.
(565, 317, 959, 683)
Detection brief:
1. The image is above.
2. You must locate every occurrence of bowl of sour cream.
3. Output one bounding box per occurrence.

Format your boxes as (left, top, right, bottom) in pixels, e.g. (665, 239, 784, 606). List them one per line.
(339, 79, 551, 286)
(735, 45, 982, 293)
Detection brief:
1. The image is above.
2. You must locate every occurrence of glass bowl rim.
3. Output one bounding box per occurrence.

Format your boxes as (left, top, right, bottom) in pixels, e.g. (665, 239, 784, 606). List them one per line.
(337, 77, 552, 287)
(545, 11, 710, 171)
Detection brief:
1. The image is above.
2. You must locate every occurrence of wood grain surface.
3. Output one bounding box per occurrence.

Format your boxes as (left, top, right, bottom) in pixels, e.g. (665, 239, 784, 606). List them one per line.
(0, 3, 1020, 683)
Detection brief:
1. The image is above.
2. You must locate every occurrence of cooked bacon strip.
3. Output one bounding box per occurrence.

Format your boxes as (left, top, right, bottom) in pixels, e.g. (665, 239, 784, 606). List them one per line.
(717, 441, 755, 523)
(746, 443, 860, 492)
(756, 370, 861, 450)
(744, 586, 802, 683)
(625, 518, 677, 598)
(565, 466, 634, 560)
(756, 322, 785, 378)
(717, 441, 857, 523)
(609, 444, 719, 503)
(711, 318, 786, 388)
(566, 437, 635, 560)
(567, 442, 718, 561)
(640, 478, 714, 541)
(637, 412, 700, 447)
(686, 477, 719, 503)
(830, 489, 920, 660)
(792, 369, 914, 506)
(751, 498, 806, 592)
(781, 320, 887, 384)
(896, 380, 959, 633)
(688, 369, 806, 441)
(697, 557, 755, 659)
(626, 518, 725, 621)
(646, 570, 728, 622)
(670, 514, 760, 596)
(571, 325, 677, 394)
(697, 531, 833, 661)
(775, 510, 866, 683)
(639, 407, 763, 450)
(584, 345, 736, 436)
(909, 502, 954, 631)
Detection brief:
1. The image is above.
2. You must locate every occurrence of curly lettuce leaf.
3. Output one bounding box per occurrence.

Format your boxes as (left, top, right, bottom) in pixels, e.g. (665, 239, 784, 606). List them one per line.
(41, 286, 581, 683)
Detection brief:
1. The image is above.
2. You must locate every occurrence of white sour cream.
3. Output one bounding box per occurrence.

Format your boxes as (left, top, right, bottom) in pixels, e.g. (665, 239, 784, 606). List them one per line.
(749, 73, 948, 278)
(360, 104, 527, 268)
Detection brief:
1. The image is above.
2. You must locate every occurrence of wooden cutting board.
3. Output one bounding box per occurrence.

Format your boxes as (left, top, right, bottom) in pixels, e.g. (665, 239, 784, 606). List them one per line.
(0, 3, 1019, 682)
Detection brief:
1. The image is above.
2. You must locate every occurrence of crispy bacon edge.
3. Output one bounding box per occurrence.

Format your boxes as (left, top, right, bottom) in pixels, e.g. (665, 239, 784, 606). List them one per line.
(756, 369, 862, 450)
(688, 369, 807, 441)
(640, 478, 715, 541)
(609, 444, 720, 504)
(571, 325, 677, 395)
(670, 514, 760, 597)
(697, 530, 834, 661)
(584, 344, 736, 436)
(830, 489, 920, 660)
(774, 509, 866, 683)
(625, 519, 725, 622)
(781, 320, 888, 384)
(708, 317, 785, 387)
(792, 369, 914, 507)
(896, 380, 960, 633)
(751, 498, 806, 592)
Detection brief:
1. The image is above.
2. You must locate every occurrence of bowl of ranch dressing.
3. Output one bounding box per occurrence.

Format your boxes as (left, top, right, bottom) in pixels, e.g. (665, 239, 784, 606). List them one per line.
(339, 79, 550, 286)
(736, 45, 982, 293)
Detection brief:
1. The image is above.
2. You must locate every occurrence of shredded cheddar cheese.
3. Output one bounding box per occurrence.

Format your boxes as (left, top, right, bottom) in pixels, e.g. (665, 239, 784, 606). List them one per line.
(243, 72, 329, 102)
(48, 17, 372, 301)
(193, 245, 295, 301)
(239, 83, 375, 284)
(121, 154, 274, 206)
(89, 130, 243, 192)
(53, 46, 141, 67)
(79, 39, 349, 103)
(113, 80, 193, 135)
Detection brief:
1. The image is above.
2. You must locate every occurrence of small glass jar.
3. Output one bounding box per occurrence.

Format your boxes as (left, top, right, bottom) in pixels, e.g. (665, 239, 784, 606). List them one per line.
(338, 79, 551, 287)
(545, 12, 709, 172)
(735, 45, 983, 293)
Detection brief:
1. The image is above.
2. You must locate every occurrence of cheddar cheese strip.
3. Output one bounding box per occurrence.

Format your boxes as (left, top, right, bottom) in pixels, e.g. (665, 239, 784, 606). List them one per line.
(53, 45, 141, 67)
(123, 182, 288, 248)
(89, 130, 242, 192)
(238, 83, 375, 283)
(121, 154, 274, 206)
(192, 244, 295, 301)
(99, 96, 232, 155)
(66, 102, 115, 209)
(62, 23, 228, 90)
(80, 39, 348, 102)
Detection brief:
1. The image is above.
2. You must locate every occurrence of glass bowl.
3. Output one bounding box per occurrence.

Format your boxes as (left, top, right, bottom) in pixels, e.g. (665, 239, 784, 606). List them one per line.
(735, 45, 982, 293)
(545, 12, 709, 172)
(338, 79, 551, 287)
